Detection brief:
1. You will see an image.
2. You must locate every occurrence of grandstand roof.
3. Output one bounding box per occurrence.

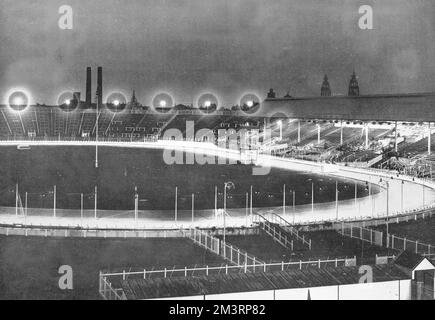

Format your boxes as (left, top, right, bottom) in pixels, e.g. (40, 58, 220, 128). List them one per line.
(120, 264, 408, 300)
(261, 92, 435, 122)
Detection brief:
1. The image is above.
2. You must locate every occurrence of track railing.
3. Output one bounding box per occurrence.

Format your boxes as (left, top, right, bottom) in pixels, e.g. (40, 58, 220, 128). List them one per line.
(182, 228, 265, 267)
(253, 214, 294, 250)
(266, 213, 312, 249)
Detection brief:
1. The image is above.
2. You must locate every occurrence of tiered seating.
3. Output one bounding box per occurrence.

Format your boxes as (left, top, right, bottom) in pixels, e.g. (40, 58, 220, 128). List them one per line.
(20, 108, 38, 137)
(2, 109, 25, 137)
(53, 109, 67, 137)
(65, 111, 81, 137)
(35, 107, 51, 136)
(0, 110, 11, 137)
(79, 112, 97, 137)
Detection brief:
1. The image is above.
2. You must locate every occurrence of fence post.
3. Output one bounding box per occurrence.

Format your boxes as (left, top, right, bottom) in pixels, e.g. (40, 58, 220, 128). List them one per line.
(225, 264, 228, 275)
(416, 241, 418, 254)
(237, 249, 240, 266)
(335, 258, 338, 267)
(143, 269, 146, 279)
(281, 261, 284, 271)
(184, 267, 187, 277)
(318, 259, 321, 268)
(299, 260, 302, 270)
(206, 265, 209, 276)
(230, 245, 233, 263)
(404, 237, 406, 250)
(164, 268, 167, 278)
(392, 235, 395, 249)
(264, 263, 266, 273)
(122, 270, 126, 281)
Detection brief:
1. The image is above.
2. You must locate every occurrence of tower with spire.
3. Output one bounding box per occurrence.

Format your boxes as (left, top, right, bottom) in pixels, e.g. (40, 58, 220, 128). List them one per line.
(321, 75, 331, 96)
(348, 71, 360, 96)
(128, 90, 140, 109)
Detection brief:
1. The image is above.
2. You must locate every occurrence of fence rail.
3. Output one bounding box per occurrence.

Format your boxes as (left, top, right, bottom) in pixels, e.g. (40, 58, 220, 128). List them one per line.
(388, 233, 434, 256)
(182, 228, 266, 267)
(0, 225, 184, 238)
(337, 224, 384, 247)
(267, 213, 312, 249)
(253, 214, 294, 250)
(99, 272, 126, 300)
(100, 257, 356, 281)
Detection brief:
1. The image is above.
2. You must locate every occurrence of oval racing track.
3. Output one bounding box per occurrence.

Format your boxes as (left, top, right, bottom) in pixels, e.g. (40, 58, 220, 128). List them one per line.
(0, 139, 434, 230)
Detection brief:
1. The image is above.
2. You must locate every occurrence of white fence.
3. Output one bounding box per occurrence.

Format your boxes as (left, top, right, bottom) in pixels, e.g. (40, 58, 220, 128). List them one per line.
(337, 224, 384, 247)
(98, 273, 126, 300)
(267, 213, 312, 249)
(182, 228, 266, 267)
(0, 225, 184, 238)
(387, 234, 434, 256)
(100, 257, 355, 282)
(253, 214, 294, 250)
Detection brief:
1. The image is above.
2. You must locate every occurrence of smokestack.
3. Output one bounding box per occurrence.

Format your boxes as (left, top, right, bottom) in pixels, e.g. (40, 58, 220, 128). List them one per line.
(86, 67, 91, 106)
(97, 66, 102, 106)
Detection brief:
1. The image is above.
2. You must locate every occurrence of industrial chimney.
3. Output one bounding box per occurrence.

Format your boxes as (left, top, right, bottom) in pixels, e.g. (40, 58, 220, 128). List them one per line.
(86, 67, 92, 106)
(97, 66, 103, 106)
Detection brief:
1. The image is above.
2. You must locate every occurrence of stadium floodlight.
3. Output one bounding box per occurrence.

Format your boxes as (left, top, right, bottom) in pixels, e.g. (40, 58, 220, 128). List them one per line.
(204, 100, 212, 108)
(106, 92, 128, 113)
(7, 89, 31, 112)
(159, 100, 167, 108)
(13, 97, 24, 105)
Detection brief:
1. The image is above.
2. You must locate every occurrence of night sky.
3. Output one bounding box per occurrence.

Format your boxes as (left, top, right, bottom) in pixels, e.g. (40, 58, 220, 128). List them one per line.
(1, 0, 435, 106)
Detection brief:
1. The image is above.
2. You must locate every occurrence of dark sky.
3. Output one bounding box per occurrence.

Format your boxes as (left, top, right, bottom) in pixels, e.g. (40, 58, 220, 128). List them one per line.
(1, 0, 435, 106)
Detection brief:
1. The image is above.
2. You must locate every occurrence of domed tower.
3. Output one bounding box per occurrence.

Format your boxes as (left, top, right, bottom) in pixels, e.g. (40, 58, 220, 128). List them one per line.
(321, 75, 331, 96)
(348, 71, 360, 96)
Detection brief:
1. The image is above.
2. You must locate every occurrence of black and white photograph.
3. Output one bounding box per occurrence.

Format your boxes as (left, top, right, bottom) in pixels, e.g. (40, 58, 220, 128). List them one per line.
(0, 0, 435, 304)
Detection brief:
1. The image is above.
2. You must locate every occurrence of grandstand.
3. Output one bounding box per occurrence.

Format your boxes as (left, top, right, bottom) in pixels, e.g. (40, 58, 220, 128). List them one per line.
(1, 68, 435, 301)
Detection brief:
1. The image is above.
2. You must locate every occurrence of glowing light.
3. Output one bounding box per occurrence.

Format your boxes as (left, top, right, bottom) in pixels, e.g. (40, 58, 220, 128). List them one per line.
(13, 97, 24, 105)
(65, 99, 71, 105)
(113, 100, 120, 106)
(246, 100, 254, 108)
(159, 100, 167, 107)
(204, 100, 212, 108)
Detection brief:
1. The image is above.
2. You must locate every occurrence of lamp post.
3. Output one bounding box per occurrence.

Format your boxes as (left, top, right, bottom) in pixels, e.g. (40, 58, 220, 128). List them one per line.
(380, 179, 390, 247)
(292, 190, 296, 224)
(191, 193, 195, 224)
(335, 181, 339, 221)
(245, 192, 249, 226)
(175, 186, 178, 223)
(283, 184, 286, 215)
(95, 94, 99, 168)
(401, 180, 404, 213)
(311, 181, 314, 215)
(223, 181, 235, 255)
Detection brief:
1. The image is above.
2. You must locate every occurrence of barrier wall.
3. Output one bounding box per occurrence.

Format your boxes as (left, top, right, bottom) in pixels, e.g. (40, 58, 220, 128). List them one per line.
(148, 279, 412, 300)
